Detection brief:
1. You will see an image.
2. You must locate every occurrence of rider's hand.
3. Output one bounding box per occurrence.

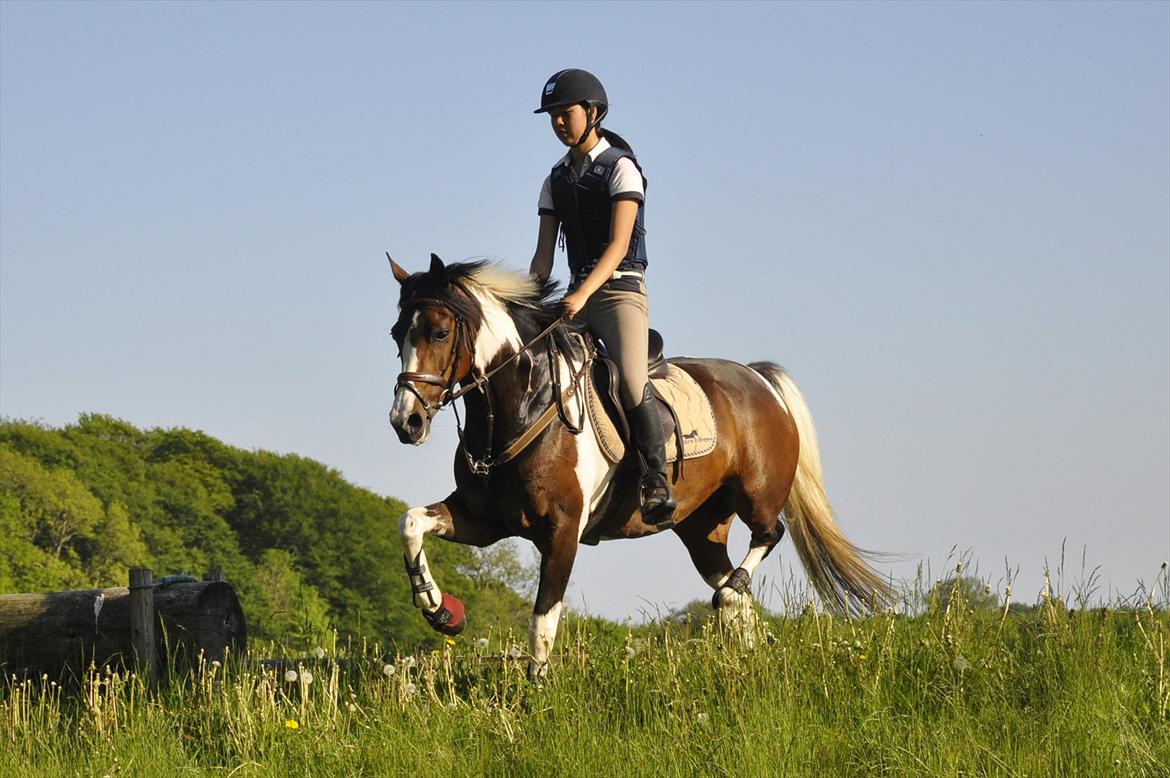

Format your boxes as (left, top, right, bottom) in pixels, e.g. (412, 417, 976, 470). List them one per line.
(560, 292, 587, 320)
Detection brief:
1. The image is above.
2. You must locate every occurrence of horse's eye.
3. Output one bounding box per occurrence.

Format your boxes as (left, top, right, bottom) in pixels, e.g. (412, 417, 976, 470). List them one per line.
(433, 329, 450, 342)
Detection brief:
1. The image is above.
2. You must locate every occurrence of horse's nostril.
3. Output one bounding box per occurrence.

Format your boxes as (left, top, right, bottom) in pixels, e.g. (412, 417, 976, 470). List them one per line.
(407, 412, 423, 430)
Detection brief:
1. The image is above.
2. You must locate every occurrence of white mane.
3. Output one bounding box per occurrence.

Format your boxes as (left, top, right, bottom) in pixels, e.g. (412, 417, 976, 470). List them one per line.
(462, 262, 545, 310)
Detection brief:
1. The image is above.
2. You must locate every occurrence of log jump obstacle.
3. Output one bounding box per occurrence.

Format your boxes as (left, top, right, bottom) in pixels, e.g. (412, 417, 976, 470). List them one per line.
(0, 568, 247, 682)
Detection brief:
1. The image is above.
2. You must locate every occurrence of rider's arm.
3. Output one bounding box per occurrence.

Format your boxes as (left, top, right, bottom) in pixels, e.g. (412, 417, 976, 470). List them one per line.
(529, 214, 559, 281)
(566, 198, 639, 302)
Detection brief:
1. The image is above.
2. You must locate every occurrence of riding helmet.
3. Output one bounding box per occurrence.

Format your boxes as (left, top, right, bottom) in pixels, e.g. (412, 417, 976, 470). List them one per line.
(534, 68, 608, 114)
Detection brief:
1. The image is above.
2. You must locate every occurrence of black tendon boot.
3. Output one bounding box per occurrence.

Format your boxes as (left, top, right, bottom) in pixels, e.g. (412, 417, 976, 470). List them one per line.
(628, 385, 676, 525)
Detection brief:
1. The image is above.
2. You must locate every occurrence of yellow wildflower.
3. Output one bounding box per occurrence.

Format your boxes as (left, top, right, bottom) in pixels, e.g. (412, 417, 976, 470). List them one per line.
(284, 719, 299, 730)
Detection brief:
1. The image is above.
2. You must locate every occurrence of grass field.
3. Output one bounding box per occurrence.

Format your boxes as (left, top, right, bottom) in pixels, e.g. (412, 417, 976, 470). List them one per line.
(3, 570, 1168, 778)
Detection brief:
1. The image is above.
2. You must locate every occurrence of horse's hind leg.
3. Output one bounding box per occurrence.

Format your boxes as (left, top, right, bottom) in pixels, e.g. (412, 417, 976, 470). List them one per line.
(673, 494, 736, 591)
(673, 495, 755, 634)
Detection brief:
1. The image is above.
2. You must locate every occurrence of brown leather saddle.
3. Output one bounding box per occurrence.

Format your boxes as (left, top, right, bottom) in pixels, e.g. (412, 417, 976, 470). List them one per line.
(587, 328, 685, 465)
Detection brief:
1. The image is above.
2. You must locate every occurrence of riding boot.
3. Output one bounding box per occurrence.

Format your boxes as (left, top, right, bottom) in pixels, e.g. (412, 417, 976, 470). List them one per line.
(628, 385, 677, 525)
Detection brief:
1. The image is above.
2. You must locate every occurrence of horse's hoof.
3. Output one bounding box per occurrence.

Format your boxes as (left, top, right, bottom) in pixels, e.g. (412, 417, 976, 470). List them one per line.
(423, 593, 466, 635)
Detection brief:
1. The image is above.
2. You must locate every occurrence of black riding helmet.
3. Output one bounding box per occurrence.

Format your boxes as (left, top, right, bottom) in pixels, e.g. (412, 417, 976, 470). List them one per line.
(534, 68, 609, 147)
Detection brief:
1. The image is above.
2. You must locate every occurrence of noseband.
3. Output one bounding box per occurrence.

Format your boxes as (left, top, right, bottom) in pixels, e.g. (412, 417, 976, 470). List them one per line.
(394, 296, 590, 476)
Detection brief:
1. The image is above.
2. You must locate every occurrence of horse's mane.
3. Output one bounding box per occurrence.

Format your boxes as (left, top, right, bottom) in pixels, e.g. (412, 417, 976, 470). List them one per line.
(456, 261, 561, 322)
(394, 260, 573, 352)
(457, 261, 587, 363)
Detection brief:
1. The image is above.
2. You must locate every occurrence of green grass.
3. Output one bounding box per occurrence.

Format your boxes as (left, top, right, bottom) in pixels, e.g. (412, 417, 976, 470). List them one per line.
(3, 579, 1168, 778)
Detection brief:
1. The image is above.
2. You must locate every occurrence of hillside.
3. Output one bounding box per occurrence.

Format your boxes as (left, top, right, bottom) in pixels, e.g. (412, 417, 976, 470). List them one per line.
(0, 415, 531, 649)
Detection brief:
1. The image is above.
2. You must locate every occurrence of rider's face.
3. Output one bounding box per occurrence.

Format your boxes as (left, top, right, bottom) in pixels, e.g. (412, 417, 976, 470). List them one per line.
(548, 103, 594, 146)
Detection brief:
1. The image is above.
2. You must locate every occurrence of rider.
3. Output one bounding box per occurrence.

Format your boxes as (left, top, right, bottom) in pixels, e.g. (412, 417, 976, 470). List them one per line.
(528, 67, 676, 525)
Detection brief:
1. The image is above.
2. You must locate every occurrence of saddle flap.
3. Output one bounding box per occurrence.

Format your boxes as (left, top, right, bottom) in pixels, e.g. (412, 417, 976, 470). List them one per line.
(586, 362, 717, 466)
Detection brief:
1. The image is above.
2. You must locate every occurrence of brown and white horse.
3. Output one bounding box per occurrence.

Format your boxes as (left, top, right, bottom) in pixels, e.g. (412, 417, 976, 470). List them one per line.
(387, 254, 888, 677)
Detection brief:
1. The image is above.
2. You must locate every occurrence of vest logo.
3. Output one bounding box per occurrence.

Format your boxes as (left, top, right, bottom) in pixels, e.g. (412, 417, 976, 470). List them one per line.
(593, 165, 605, 175)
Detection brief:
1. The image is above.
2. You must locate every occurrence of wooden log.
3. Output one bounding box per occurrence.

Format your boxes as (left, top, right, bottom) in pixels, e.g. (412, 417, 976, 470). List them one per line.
(0, 580, 247, 679)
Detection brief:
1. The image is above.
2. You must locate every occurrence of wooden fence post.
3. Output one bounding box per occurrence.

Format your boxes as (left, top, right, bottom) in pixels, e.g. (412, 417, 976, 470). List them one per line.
(129, 568, 156, 690)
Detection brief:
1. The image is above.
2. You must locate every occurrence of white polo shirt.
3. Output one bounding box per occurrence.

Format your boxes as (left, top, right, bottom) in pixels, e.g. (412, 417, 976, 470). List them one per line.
(537, 136, 645, 216)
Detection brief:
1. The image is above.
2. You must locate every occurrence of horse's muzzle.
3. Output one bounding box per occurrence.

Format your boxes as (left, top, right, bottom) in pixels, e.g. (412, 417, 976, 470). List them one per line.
(389, 393, 431, 445)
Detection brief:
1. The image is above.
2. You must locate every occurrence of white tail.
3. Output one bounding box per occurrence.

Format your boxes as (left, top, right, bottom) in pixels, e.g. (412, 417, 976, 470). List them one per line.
(751, 362, 890, 613)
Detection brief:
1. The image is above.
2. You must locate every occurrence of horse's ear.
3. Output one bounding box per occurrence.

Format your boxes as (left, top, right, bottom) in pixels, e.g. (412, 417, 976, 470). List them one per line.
(387, 253, 411, 284)
(429, 253, 448, 286)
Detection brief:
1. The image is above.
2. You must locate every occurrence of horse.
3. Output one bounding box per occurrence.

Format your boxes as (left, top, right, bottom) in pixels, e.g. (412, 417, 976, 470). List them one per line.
(386, 254, 888, 678)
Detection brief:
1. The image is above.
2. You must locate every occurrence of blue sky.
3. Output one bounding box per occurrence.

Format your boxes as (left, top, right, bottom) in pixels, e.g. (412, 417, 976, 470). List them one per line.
(2, 1, 1167, 620)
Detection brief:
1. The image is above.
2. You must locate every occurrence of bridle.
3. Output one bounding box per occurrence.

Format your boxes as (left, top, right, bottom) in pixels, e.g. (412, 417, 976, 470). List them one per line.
(394, 295, 591, 477)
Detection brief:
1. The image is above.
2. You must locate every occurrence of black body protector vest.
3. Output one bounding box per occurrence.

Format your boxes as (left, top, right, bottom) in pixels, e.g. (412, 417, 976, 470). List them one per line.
(549, 145, 648, 293)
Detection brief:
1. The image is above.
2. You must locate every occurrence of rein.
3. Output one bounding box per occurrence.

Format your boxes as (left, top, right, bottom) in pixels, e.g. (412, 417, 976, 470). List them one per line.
(394, 300, 592, 477)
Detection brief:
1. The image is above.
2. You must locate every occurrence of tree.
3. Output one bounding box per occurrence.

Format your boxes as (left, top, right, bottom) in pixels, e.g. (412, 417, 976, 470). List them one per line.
(928, 575, 999, 613)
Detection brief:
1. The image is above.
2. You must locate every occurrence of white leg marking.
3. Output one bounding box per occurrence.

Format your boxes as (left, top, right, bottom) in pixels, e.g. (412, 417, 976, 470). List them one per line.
(399, 505, 443, 611)
(738, 545, 769, 578)
(528, 601, 563, 672)
(716, 587, 758, 645)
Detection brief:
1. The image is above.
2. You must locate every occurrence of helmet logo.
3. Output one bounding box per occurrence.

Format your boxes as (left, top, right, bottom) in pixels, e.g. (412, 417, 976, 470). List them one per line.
(544, 80, 556, 96)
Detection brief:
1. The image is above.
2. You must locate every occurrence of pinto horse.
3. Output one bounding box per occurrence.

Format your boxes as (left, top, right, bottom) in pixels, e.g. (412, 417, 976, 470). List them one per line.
(387, 254, 888, 677)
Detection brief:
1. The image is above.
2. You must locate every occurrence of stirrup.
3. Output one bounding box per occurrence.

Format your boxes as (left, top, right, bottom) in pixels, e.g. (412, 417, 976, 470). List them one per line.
(640, 476, 676, 527)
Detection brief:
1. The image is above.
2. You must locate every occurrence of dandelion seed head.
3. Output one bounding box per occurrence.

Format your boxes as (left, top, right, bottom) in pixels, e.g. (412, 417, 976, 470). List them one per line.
(382, 664, 396, 677)
(475, 638, 489, 650)
(401, 656, 417, 669)
(696, 712, 709, 724)
(284, 670, 298, 683)
(313, 647, 326, 660)
(210, 660, 221, 669)
(506, 646, 523, 659)
(404, 682, 418, 695)
(952, 655, 970, 672)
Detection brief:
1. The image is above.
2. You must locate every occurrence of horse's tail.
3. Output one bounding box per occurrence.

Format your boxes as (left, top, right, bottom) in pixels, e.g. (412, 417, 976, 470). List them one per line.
(750, 361, 891, 614)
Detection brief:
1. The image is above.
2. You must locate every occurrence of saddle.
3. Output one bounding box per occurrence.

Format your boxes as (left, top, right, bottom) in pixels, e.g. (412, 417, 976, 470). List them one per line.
(583, 329, 718, 469)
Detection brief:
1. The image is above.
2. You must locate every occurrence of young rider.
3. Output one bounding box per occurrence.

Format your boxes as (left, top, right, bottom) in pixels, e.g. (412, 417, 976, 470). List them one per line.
(528, 68, 676, 525)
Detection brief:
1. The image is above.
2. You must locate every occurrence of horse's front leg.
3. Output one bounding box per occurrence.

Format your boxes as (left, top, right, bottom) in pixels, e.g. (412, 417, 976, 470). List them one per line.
(527, 521, 581, 681)
(399, 492, 509, 635)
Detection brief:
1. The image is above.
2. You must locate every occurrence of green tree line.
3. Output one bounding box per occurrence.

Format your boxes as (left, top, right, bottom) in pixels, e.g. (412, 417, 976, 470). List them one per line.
(0, 415, 531, 649)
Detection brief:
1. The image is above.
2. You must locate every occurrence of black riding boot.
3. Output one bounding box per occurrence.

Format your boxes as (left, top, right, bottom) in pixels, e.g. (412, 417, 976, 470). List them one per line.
(628, 385, 676, 525)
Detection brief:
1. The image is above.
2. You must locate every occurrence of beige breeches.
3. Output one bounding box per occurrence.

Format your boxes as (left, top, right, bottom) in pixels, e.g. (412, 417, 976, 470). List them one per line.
(577, 283, 650, 409)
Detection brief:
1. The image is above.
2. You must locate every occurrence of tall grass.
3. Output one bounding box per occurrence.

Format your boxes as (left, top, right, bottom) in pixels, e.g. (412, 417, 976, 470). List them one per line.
(3, 566, 1168, 777)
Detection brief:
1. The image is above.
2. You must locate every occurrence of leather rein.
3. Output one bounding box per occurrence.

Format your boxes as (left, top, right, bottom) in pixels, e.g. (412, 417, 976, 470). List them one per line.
(394, 297, 591, 477)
